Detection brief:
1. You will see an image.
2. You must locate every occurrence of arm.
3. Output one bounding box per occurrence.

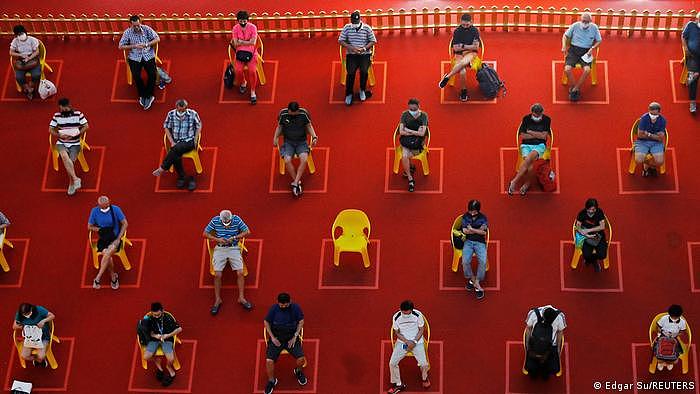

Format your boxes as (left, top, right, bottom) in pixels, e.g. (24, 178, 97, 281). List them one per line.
(37, 312, 55, 329)
(114, 219, 128, 243)
(574, 220, 590, 236)
(399, 122, 421, 136)
(233, 229, 251, 243)
(264, 320, 281, 346)
(79, 122, 89, 137)
(12, 320, 22, 330)
(288, 319, 304, 346)
(118, 33, 134, 50)
(164, 128, 175, 146)
(561, 33, 570, 52)
(202, 229, 227, 244)
(307, 123, 318, 146)
(273, 124, 282, 146)
(525, 130, 550, 140)
(163, 326, 182, 340)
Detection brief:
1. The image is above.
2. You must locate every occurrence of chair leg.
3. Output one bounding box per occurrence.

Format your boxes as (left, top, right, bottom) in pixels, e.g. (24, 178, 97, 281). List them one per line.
(515, 156, 522, 173)
(420, 154, 430, 176)
(591, 63, 598, 86)
(486, 259, 490, 272)
(451, 250, 461, 272)
(141, 348, 148, 369)
(243, 262, 249, 277)
(52, 150, 59, 171)
(333, 247, 341, 267)
(680, 64, 688, 85)
(307, 153, 316, 174)
(649, 356, 658, 374)
(256, 61, 266, 86)
(0, 252, 9, 272)
(77, 151, 90, 173)
(4, 238, 13, 248)
(392, 147, 401, 174)
(368, 65, 376, 87)
(628, 153, 637, 174)
(561, 72, 568, 85)
(15, 80, 22, 93)
(17, 347, 27, 368)
(659, 162, 666, 175)
(43, 62, 53, 73)
(279, 157, 286, 175)
(118, 249, 132, 271)
(46, 347, 58, 369)
(192, 153, 203, 174)
(361, 247, 371, 268)
(92, 249, 100, 270)
(340, 66, 347, 86)
(603, 256, 610, 270)
(570, 247, 582, 269)
(124, 237, 133, 247)
(173, 352, 181, 370)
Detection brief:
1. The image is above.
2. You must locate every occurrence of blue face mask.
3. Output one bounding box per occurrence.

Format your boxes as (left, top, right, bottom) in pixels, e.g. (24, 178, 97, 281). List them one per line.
(409, 110, 419, 117)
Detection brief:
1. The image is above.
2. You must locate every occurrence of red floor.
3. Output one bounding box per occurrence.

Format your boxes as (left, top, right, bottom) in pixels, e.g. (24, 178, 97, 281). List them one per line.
(1, 3, 700, 394)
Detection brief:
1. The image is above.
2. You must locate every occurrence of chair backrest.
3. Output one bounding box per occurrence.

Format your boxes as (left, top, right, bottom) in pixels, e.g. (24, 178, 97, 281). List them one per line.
(38, 39, 47, 63)
(648, 312, 692, 347)
(516, 126, 554, 148)
(390, 311, 431, 349)
(630, 118, 668, 149)
(1, 228, 6, 250)
(392, 124, 431, 149)
(571, 214, 612, 243)
(448, 37, 485, 59)
(332, 209, 370, 240)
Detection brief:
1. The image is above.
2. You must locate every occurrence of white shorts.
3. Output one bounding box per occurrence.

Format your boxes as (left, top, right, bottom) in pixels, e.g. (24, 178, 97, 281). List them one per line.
(390, 340, 429, 367)
(212, 246, 243, 272)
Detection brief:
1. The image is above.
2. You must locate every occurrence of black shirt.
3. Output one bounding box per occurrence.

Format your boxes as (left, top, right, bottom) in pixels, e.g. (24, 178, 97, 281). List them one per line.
(518, 114, 551, 145)
(452, 26, 480, 54)
(144, 312, 180, 343)
(278, 108, 311, 142)
(576, 208, 606, 237)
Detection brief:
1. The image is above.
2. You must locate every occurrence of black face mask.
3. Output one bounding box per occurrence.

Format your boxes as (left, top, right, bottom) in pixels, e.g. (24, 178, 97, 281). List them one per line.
(61, 110, 73, 116)
(239, 22, 247, 28)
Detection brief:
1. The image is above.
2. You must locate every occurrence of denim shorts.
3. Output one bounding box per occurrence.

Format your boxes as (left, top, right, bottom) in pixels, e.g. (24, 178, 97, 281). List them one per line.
(634, 139, 664, 155)
(145, 340, 174, 355)
(520, 143, 546, 158)
(280, 140, 310, 158)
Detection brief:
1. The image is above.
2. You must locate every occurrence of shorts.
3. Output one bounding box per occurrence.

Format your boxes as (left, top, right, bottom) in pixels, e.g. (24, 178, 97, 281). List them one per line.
(520, 143, 546, 158)
(280, 140, 310, 158)
(145, 340, 174, 355)
(56, 143, 81, 161)
(565, 45, 592, 67)
(687, 52, 699, 73)
(212, 246, 243, 272)
(266, 337, 304, 361)
(97, 239, 122, 253)
(634, 139, 664, 155)
(400, 146, 422, 158)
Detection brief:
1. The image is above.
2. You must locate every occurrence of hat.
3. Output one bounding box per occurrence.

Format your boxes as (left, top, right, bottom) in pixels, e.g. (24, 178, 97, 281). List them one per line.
(461, 14, 472, 22)
(350, 11, 361, 23)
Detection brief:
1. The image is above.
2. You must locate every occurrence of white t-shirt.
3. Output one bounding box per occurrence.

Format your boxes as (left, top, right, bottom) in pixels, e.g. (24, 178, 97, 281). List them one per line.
(657, 314, 687, 338)
(10, 35, 39, 57)
(525, 305, 567, 346)
(392, 309, 425, 345)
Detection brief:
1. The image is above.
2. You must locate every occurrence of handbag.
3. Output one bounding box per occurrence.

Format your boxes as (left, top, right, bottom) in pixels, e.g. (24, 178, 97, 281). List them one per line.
(584, 233, 602, 247)
(399, 135, 423, 151)
(14, 58, 38, 71)
(235, 50, 253, 63)
(452, 231, 466, 250)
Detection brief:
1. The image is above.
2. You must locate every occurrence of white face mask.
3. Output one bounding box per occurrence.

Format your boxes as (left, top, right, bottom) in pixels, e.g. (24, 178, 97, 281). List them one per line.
(100, 207, 111, 213)
(18, 33, 28, 41)
(581, 22, 591, 29)
(351, 23, 360, 28)
(531, 115, 542, 122)
(408, 110, 419, 117)
(176, 110, 186, 117)
(649, 113, 659, 120)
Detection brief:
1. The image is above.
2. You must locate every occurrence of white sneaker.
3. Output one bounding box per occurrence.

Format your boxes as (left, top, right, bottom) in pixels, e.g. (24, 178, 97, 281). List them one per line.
(359, 90, 366, 101)
(345, 94, 352, 106)
(667, 363, 674, 370)
(144, 96, 155, 110)
(690, 102, 697, 113)
(67, 178, 81, 195)
(656, 362, 664, 371)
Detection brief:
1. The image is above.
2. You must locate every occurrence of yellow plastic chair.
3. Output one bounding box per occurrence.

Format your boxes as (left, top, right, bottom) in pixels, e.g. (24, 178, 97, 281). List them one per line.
(0, 228, 13, 272)
(390, 312, 431, 366)
(163, 132, 203, 174)
(561, 37, 599, 86)
(264, 326, 307, 366)
(123, 43, 163, 86)
(49, 131, 91, 173)
(392, 125, 430, 176)
(339, 45, 376, 87)
(648, 312, 692, 374)
(11, 39, 53, 92)
(332, 209, 371, 268)
(450, 215, 490, 273)
(628, 119, 668, 175)
(447, 37, 485, 86)
(89, 230, 133, 270)
(515, 128, 554, 172)
(13, 322, 60, 369)
(137, 313, 181, 371)
(680, 46, 689, 85)
(228, 36, 267, 86)
(570, 215, 612, 269)
(277, 134, 316, 175)
(205, 238, 249, 277)
(522, 327, 564, 377)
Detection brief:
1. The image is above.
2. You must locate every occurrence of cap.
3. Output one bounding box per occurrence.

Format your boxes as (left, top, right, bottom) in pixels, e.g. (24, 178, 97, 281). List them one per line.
(350, 11, 361, 23)
(461, 14, 472, 22)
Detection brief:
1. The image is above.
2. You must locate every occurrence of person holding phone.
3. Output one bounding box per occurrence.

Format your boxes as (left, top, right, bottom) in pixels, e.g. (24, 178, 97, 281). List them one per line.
(263, 293, 307, 394)
(461, 200, 489, 300)
(574, 198, 607, 272)
(140, 302, 182, 387)
(338, 10, 377, 105)
(118, 15, 160, 110)
(48, 97, 89, 195)
(561, 12, 602, 101)
(388, 300, 430, 393)
(438, 13, 481, 101)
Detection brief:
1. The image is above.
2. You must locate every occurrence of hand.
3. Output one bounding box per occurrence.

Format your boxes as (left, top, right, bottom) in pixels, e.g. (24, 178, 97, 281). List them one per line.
(136, 43, 147, 49)
(168, 139, 175, 146)
(273, 140, 278, 147)
(215, 237, 228, 244)
(406, 340, 416, 350)
(271, 337, 281, 347)
(287, 337, 297, 348)
(311, 137, 318, 147)
(37, 321, 45, 329)
(561, 47, 567, 54)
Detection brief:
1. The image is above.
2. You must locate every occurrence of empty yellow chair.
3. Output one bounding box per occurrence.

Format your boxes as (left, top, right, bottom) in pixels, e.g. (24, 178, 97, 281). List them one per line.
(570, 215, 612, 270)
(447, 37, 485, 86)
(390, 312, 431, 365)
(49, 131, 91, 173)
(680, 46, 689, 85)
(137, 314, 182, 371)
(648, 312, 692, 374)
(89, 230, 133, 270)
(628, 119, 668, 175)
(339, 45, 376, 87)
(450, 215, 489, 272)
(123, 43, 163, 86)
(206, 237, 249, 277)
(392, 125, 430, 176)
(0, 228, 13, 272)
(11, 39, 53, 92)
(277, 134, 316, 175)
(522, 327, 564, 377)
(332, 209, 371, 268)
(163, 132, 203, 175)
(515, 128, 554, 172)
(13, 322, 60, 369)
(228, 36, 267, 86)
(561, 37, 598, 86)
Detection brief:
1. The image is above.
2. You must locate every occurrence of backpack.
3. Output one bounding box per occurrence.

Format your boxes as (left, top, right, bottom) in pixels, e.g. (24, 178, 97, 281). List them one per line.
(475, 63, 506, 99)
(136, 319, 151, 346)
(654, 336, 680, 361)
(527, 308, 559, 362)
(224, 63, 234, 89)
(533, 159, 556, 192)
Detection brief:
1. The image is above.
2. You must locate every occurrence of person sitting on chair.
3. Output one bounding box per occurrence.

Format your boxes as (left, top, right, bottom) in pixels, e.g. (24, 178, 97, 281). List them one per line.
(438, 14, 481, 101)
(152, 99, 202, 191)
(460, 200, 488, 300)
(12, 303, 55, 368)
(273, 101, 318, 197)
(263, 292, 307, 394)
(88, 195, 127, 290)
(524, 305, 566, 379)
(0, 211, 10, 244)
(682, 12, 700, 113)
(562, 12, 602, 101)
(574, 198, 607, 272)
(49, 98, 89, 196)
(652, 304, 689, 371)
(9, 25, 41, 100)
(398, 98, 428, 193)
(387, 300, 430, 393)
(634, 102, 666, 177)
(118, 15, 160, 110)
(231, 10, 259, 104)
(508, 103, 551, 195)
(338, 10, 377, 106)
(140, 302, 182, 387)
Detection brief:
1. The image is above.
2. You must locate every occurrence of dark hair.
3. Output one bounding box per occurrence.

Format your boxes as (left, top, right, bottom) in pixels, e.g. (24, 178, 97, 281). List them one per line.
(407, 98, 420, 106)
(277, 292, 291, 303)
(400, 300, 414, 311)
(461, 14, 472, 22)
(13, 25, 27, 36)
(150, 302, 163, 312)
(17, 303, 35, 317)
(58, 97, 70, 107)
(585, 198, 598, 209)
(668, 304, 683, 318)
(543, 308, 558, 324)
(530, 103, 544, 114)
(468, 199, 481, 212)
(129, 15, 140, 23)
(288, 101, 300, 111)
(237, 10, 249, 21)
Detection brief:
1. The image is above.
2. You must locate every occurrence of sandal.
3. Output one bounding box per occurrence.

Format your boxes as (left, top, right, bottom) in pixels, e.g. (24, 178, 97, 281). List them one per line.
(210, 302, 222, 316)
(110, 274, 120, 290)
(250, 95, 257, 105)
(507, 180, 516, 195)
(519, 183, 530, 195)
(162, 373, 175, 387)
(408, 179, 415, 192)
(240, 300, 253, 311)
(239, 84, 247, 94)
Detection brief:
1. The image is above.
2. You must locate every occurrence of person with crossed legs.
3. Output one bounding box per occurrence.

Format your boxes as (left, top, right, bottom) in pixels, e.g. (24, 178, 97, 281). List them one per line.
(438, 14, 481, 101)
(263, 292, 307, 394)
(87, 195, 128, 290)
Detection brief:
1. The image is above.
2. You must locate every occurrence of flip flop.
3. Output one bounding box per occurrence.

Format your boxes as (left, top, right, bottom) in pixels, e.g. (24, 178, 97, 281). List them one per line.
(240, 301, 253, 311)
(519, 183, 530, 195)
(210, 302, 222, 315)
(507, 180, 516, 195)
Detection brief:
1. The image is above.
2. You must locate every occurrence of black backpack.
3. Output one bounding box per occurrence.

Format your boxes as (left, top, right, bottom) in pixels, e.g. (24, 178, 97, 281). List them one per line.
(476, 63, 506, 99)
(136, 319, 150, 346)
(527, 308, 559, 362)
(223, 63, 234, 89)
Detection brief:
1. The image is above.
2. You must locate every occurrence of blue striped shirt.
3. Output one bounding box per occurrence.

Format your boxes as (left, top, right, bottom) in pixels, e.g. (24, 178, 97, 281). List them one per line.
(119, 24, 159, 61)
(204, 215, 249, 245)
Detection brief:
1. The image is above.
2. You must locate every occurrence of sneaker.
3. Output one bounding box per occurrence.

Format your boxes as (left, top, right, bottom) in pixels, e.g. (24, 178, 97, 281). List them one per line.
(264, 378, 278, 394)
(144, 96, 155, 110)
(657, 362, 664, 371)
(388, 383, 407, 393)
(465, 279, 475, 291)
(359, 90, 367, 101)
(594, 261, 602, 273)
(42, 359, 49, 368)
(67, 178, 81, 196)
(459, 89, 468, 102)
(689, 73, 698, 84)
(642, 168, 649, 177)
(294, 368, 308, 386)
(475, 289, 485, 300)
(138, 97, 146, 108)
(110, 274, 120, 290)
(158, 80, 167, 90)
(691, 102, 697, 113)
(156, 369, 164, 381)
(162, 373, 175, 387)
(438, 74, 450, 88)
(250, 95, 257, 105)
(176, 177, 186, 189)
(568, 89, 580, 102)
(345, 94, 353, 106)
(647, 167, 658, 177)
(668, 363, 674, 370)
(187, 177, 197, 191)
(239, 84, 247, 94)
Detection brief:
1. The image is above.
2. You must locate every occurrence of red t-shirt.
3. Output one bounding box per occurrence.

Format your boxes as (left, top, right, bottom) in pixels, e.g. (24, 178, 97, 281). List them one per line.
(231, 23, 257, 53)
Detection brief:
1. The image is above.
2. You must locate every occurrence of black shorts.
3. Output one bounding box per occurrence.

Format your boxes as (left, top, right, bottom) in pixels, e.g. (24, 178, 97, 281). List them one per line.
(97, 239, 122, 253)
(266, 338, 304, 361)
(565, 45, 591, 67)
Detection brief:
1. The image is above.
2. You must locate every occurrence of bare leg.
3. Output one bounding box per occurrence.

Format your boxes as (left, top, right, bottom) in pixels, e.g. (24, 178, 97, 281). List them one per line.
(266, 359, 275, 380)
(401, 156, 413, 181)
(59, 150, 79, 182)
(94, 253, 114, 283)
(574, 67, 591, 91)
(236, 270, 248, 304)
(284, 157, 298, 183)
(213, 272, 223, 306)
(445, 53, 475, 79)
(509, 151, 539, 191)
(420, 365, 430, 380)
(296, 357, 306, 368)
(564, 65, 574, 90)
(294, 153, 309, 184)
(165, 353, 176, 376)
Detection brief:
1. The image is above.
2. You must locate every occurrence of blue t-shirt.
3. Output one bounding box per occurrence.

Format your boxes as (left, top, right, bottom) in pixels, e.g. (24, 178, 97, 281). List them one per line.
(265, 303, 304, 340)
(683, 21, 700, 55)
(460, 212, 488, 244)
(638, 113, 667, 140)
(204, 215, 249, 246)
(88, 205, 126, 237)
(565, 21, 602, 49)
(15, 306, 51, 341)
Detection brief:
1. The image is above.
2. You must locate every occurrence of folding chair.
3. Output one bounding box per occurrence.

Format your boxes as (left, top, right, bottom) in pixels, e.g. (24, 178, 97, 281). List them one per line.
(570, 215, 612, 269)
(49, 131, 91, 173)
(163, 132, 203, 174)
(13, 322, 60, 369)
(228, 36, 267, 86)
(339, 45, 376, 86)
(447, 37, 485, 86)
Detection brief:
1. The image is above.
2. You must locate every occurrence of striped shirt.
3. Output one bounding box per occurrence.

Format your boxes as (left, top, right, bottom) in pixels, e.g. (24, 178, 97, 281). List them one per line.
(338, 23, 377, 48)
(118, 25, 159, 61)
(204, 215, 249, 247)
(163, 109, 201, 143)
(49, 110, 88, 147)
(0, 211, 9, 226)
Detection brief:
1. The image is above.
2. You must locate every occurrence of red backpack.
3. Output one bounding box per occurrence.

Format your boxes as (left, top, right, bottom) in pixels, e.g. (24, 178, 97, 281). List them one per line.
(654, 336, 680, 361)
(533, 159, 557, 192)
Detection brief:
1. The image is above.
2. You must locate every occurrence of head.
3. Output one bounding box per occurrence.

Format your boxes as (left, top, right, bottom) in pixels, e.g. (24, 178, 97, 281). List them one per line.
(175, 99, 188, 116)
(467, 199, 481, 216)
(668, 304, 684, 321)
(277, 292, 291, 309)
(584, 198, 598, 216)
(287, 101, 301, 115)
(58, 97, 71, 114)
(17, 303, 35, 319)
(219, 210, 233, 226)
(530, 103, 544, 122)
(542, 308, 558, 325)
(648, 102, 661, 120)
(97, 195, 110, 211)
(580, 12, 592, 29)
(13, 25, 28, 40)
(150, 302, 164, 318)
(407, 98, 420, 114)
(460, 14, 473, 28)
(237, 10, 249, 27)
(129, 15, 142, 31)
(350, 11, 361, 27)
(400, 300, 414, 315)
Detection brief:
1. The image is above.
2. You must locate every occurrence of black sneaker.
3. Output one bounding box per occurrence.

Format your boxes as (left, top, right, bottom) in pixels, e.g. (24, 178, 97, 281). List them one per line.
(642, 168, 649, 177)
(594, 261, 602, 273)
(156, 369, 164, 381)
(465, 279, 475, 291)
(438, 74, 450, 88)
(459, 89, 468, 102)
(264, 378, 278, 394)
(176, 177, 186, 189)
(291, 183, 300, 197)
(187, 177, 197, 191)
(297, 182, 303, 197)
(294, 368, 308, 386)
(388, 383, 407, 393)
(647, 167, 658, 177)
(42, 359, 49, 368)
(568, 89, 580, 102)
(162, 373, 175, 387)
(158, 80, 167, 90)
(475, 289, 485, 300)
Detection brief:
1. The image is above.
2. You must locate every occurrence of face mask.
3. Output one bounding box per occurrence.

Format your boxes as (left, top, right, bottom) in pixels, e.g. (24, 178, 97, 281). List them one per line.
(587, 210, 595, 217)
(581, 22, 591, 29)
(351, 23, 360, 28)
(649, 113, 659, 120)
(222, 220, 232, 227)
(61, 110, 73, 116)
(176, 110, 186, 117)
(531, 115, 542, 122)
(132, 26, 142, 33)
(239, 22, 247, 27)
(408, 110, 419, 116)
(18, 33, 28, 41)
(100, 207, 111, 213)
